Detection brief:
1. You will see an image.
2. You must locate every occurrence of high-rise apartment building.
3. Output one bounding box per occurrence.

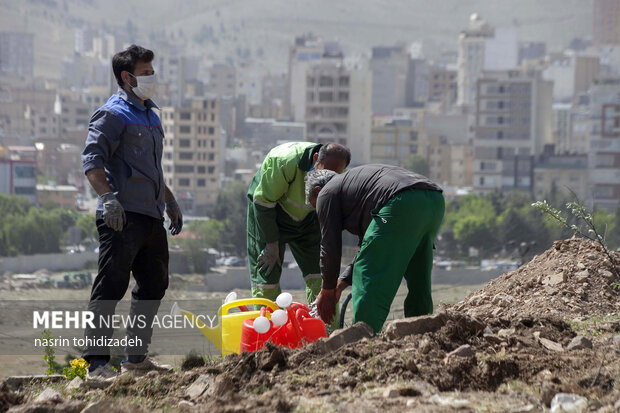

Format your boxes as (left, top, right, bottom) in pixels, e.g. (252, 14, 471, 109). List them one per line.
(370, 117, 424, 166)
(0, 32, 34, 77)
(593, 0, 620, 46)
(287, 34, 325, 122)
(161, 97, 220, 216)
(457, 15, 517, 106)
(206, 63, 237, 98)
(429, 66, 457, 103)
(305, 60, 372, 163)
(588, 77, 620, 210)
(473, 70, 553, 193)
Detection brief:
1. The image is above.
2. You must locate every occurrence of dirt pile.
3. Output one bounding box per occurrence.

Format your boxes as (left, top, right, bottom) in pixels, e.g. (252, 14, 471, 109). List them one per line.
(455, 237, 619, 321)
(1, 237, 618, 412)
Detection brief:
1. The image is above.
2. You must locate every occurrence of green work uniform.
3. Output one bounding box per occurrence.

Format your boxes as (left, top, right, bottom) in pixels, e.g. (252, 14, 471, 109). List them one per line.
(246, 142, 323, 303)
(316, 164, 444, 335)
(352, 189, 445, 334)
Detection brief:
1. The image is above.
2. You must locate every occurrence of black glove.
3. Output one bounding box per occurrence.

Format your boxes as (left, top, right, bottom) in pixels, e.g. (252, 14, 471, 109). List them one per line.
(166, 199, 183, 235)
(101, 192, 125, 232)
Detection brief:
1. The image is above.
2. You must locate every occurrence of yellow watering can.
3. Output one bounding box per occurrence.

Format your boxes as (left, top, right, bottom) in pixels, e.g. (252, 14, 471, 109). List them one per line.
(172, 292, 279, 355)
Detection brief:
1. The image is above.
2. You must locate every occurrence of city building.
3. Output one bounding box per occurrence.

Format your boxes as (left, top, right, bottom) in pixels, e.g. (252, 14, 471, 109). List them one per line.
(236, 64, 262, 105)
(518, 42, 547, 64)
(457, 15, 518, 106)
(240, 118, 305, 150)
(161, 97, 221, 216)
(0, 32, 34, 77)
(588, 77, 620, 210)
(206, 63, 236, 98)
(305, 59, 372, 163)
(36, 184, 78, 209)
(473, 69, 553, 193)
(426, 136, 475, 188)
(533, 153, 589, 201)
(262, 73, 287, 105)
(369, 45, 429, 115)
(287, 34, 325, 122)
(0, 145, 37, 203)
(593, 0, 620, 46)
(370, 117, 424, 166)
(542, 53, 601, 102)
(428, 65, 457, 104)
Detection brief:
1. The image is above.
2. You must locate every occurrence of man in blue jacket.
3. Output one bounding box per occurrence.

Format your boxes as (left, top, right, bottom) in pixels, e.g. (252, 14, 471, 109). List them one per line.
(81, 45, 182, 379)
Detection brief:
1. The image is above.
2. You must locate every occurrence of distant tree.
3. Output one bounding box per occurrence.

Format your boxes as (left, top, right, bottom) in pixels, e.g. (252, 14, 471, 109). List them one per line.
(76, 214, 97, 243)
(403, 154, 429, 176)
(212, 181, 248, 255)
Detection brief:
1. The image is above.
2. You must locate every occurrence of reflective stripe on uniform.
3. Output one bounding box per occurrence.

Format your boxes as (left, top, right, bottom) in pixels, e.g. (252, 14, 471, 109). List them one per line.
(282, 194, 314, 211)
(303, 273, 322, 281)
(252, 283, 280, 289)
(254, 199, 276, 208)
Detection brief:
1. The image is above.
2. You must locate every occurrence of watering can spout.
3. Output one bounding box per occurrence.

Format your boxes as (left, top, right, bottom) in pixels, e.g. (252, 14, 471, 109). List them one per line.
(172, 302, 222, 350)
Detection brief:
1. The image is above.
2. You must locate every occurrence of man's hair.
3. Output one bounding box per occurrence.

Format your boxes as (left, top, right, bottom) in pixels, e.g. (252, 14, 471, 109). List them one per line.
(317, 143, 351, 167)
(305, 169, 337, 205)
(112, 44, 154, 88)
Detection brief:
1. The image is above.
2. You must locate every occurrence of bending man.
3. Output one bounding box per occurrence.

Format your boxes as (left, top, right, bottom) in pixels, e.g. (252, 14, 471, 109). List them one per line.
(306, 164, 444, 334)
(247, 142, 350, 304)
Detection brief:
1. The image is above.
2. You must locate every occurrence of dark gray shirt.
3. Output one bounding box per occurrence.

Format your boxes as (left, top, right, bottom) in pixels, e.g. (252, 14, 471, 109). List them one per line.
(81, 89, 165, 219)
(316, 164, 442, 289)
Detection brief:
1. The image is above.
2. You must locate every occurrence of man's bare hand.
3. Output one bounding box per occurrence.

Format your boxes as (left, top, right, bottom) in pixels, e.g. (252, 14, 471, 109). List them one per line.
(316, 288, 337, 324)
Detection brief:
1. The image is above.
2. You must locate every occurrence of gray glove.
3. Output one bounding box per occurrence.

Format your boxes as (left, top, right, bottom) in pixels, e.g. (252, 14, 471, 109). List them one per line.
(257, 241, 280, 275)
(101, 192, 125, 232)
(166, 198, 183, 235)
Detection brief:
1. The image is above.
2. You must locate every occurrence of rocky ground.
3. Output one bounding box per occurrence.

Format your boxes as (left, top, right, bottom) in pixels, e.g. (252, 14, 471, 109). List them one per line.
(1, 237, 618, 412)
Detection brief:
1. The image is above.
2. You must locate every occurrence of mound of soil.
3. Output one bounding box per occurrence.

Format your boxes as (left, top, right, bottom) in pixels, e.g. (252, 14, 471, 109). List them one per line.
(455, 237, 619, 321)
(2, 237, 618, 412)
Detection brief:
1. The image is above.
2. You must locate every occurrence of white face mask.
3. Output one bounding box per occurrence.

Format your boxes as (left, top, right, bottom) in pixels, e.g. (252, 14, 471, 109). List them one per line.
(129, 73, 157, 101)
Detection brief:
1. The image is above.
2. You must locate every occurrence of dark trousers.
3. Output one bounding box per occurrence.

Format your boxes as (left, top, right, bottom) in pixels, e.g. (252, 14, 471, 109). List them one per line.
(83, 211, 169, 363)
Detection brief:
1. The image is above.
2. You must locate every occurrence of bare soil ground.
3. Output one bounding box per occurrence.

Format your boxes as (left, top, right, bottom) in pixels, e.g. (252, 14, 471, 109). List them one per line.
(1, 238, 618, 412)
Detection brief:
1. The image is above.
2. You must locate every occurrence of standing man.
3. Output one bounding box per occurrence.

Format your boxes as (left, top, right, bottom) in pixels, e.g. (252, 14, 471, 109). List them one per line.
(81, 45, 183, 379)
(247, 142, 350, 305)
(306, 165, 444, 334)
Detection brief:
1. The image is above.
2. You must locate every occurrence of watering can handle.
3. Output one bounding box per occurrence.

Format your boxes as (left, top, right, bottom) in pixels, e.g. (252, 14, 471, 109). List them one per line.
(221, 298, 278, 315)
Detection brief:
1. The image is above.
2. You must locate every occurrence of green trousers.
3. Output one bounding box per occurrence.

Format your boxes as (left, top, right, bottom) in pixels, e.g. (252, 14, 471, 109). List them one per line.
(352, 189, 445, 335)
(247, 198, 323, 304)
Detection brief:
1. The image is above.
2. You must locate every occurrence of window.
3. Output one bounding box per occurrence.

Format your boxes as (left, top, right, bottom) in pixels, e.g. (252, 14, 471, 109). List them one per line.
(178, 178, 190, 187)
(14, 187, 35, 195)
(409, 144, 418, 153)
(208, 166, 215, 174)
(198, 166, 206, 174)
(319, 76, 334, 87)
(179, 152, 193, 160)
(210, 140, 215, 148)
(165, 152, 172, 160)
(179, 139, 191, 148)
(180, 112, 191, 120)
(175, 165, 195, 173)
(339, 76, 349, 87)
(179, 126, 191, 134)
(197, 179, 206, 187)
(208, 127, 215, 135)
(385, 132, 394, 142)
(208, 153, 215, 161)
(319, 92, 333, 102)
(399, 133, 407, 142)
(14, 165, 35, 178)
(409, 131, 418, 141)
